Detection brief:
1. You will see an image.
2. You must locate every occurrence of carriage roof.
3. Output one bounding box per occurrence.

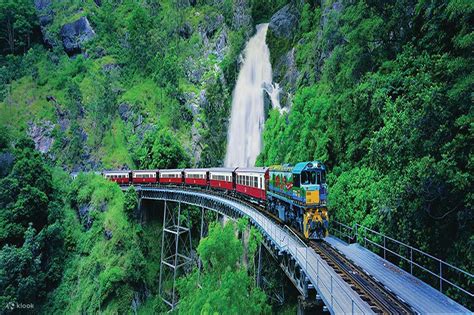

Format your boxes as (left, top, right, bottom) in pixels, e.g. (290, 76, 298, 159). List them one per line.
(235, 167, 268, 174)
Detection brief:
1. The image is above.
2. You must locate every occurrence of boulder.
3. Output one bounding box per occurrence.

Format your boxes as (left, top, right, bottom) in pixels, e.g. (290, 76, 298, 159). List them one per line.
(179, 22, 193, 39)
(268, 4, 300, 39)
(78, 204, 93, 230)
(118, 103, 132, 122)
(232, 0, 252, 31)
(34, 0, 53, 26)
(322, 1, 343, 30)
(184, 56, 204, 84)
(104, 229, 113, 240)
(202, 13, 224, 39)
(27, 121, 54, 154)
(214, 28, 228, 61)
(34, 0, 57, 47)
(60, 16, 96, 56)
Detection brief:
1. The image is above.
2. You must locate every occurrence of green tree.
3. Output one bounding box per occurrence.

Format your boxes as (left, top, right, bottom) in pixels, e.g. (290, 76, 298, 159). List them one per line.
(0, 225, 43, 308)
(0, 0, 38, 54)
(137, 129, 189, 169)
(177, 222, 269, 314)
(0, 137, 52, 246)
(123, 186, 138, 221)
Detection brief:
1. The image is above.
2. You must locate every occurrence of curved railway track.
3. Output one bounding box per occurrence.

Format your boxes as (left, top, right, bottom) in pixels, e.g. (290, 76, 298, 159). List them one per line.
(310, 241, 414, 314)
(137, 184, 415, 313)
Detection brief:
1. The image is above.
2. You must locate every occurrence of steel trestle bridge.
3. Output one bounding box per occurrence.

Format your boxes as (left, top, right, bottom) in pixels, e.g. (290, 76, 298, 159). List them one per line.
(132, 186, 472, 314)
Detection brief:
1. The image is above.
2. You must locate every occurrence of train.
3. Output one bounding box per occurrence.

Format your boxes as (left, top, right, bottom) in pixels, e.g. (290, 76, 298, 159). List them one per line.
(103, 161, 329, 239)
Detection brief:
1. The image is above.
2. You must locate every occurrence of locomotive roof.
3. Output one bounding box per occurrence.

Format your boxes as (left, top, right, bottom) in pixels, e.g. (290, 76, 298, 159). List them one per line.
(235, 167, 269, 174)
(293, 161, 326, 174)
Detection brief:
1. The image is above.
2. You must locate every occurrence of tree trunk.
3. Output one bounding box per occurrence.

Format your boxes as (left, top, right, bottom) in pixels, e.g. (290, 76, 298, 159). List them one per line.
(6, 16, 15, 53)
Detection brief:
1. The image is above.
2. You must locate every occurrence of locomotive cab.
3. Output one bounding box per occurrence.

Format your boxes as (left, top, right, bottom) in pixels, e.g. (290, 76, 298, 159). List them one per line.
(292, 161, 328, 207)
(292, 162, 329, 239)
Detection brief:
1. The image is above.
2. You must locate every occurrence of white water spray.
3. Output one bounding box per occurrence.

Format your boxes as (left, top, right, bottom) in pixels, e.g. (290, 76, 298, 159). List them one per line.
(224, 23, 283, 167)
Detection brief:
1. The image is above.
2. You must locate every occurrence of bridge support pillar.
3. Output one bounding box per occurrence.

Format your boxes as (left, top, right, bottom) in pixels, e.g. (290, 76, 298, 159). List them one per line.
(297, 295, 320, 315)
(158, 201, 192, 310)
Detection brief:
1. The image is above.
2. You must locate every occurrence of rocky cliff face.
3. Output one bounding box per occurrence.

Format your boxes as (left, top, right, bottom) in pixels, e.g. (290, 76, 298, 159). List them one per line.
(180, 1, 253, 166)
(26, 0, 253, 170)
(266, 1, 345, 111)
(266, 2, 301, 110)
(34, 0, 96, 56)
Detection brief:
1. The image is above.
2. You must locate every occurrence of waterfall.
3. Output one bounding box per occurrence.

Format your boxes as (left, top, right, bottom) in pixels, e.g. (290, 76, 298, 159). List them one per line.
(224, 23, 281, 167)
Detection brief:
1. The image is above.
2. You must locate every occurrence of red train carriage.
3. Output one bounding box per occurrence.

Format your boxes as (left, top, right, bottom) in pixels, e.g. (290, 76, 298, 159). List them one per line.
(235, 167, 269, 200)
(132, 170, 158, 184)
(103, 171, 131, 184)
(159, 169, 184, 184)
(209, 168, 236, 191)
(184, 169, 208, 187)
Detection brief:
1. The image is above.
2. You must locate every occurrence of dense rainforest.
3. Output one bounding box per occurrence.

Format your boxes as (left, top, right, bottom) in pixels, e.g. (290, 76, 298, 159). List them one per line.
(0, 0, 279, 312)
(258, 0, 473, 307)
(0, 0, 472, 312)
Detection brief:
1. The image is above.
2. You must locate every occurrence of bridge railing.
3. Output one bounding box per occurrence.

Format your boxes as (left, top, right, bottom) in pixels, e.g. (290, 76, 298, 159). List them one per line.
(139, 187, 369, 313)
(330, 220, 474, 303)
(269, 225, 366, 314)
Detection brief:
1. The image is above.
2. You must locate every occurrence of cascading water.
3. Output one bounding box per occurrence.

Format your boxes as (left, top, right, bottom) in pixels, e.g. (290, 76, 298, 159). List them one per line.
(224, 23, 282, 167)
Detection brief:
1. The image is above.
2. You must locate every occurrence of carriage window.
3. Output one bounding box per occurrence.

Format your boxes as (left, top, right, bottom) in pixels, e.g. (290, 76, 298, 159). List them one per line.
(317, 172, 321, 185)
(311, 172, 316, 184)
(254, 177, 258, 188)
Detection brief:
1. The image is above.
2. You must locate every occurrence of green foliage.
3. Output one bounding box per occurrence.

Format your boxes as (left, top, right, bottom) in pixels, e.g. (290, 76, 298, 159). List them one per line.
(178, 221, 269, 314)
(0, 136, 69, 310)
(199, 79, 231, 167)
(0, 125, 10, 151)
(262, 0, 473, 307)
(198, 222, 243, 273)
(0, 225, 43, 308)
(43, 173, 165, 313)
(0, 0, 39, 55)
(250, 0, 287, 24)
(136, 128, 190, 169)
(1, 0, 248, 170)
(0, 138, 52, 245)
(123, 186, 138, 221)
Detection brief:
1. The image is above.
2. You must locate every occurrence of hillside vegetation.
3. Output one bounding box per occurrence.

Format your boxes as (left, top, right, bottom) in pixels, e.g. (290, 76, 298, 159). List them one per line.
(1, 0, 472, 312)
(259, 0, 473, 306)
(0, 0, 257, 170)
